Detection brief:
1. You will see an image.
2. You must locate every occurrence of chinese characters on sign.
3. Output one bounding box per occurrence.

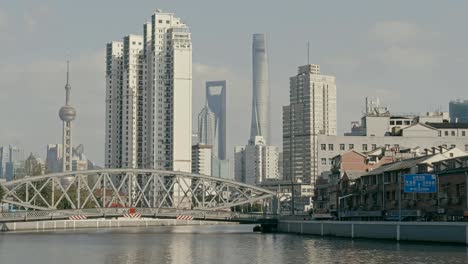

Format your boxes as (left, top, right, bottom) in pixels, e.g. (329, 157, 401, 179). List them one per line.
(404, 174, 437, 193)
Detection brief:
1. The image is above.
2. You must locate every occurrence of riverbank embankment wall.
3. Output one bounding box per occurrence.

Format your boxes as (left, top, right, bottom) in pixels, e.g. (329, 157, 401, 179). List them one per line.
(0, 218, 236, 232)
(278, 220, 468, 244)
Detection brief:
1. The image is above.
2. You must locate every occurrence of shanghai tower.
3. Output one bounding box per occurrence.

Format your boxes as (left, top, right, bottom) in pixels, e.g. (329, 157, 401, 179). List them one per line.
(250, 34, 270, 144)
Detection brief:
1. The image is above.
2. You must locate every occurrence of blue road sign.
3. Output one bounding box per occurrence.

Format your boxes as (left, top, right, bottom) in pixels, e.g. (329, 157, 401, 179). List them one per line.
(404, 174, 437, 193)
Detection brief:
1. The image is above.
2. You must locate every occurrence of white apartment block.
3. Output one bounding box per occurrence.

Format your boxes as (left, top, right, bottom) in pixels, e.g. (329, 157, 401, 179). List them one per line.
(191, 144, 212, 176)
(105, 11, 192, 173)
(105, 41, 124, 168)
(235, 136, 279, 185)
(234, 146, 246, 183)
(283, 64, 337, 185)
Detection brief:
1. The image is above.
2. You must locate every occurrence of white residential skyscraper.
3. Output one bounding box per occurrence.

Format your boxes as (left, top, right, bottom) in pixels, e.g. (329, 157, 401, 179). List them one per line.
(105, 10, 192, 173)
(234, 136, 279, 185)
(250, 34, 270, 144)
(283, 64, 337, 186)
(191, 144, 212, 176)
(59, 62, 76, 172)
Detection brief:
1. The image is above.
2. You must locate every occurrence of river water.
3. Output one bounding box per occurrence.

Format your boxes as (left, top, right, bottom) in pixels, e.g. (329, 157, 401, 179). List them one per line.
(0, 224, 466, 264)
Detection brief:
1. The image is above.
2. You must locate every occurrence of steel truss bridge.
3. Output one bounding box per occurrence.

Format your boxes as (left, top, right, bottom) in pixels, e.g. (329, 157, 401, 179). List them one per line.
(0, 169, 277, 222)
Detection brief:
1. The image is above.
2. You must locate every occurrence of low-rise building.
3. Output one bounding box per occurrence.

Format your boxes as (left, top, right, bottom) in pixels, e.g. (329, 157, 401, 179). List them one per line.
(314, 148, 400, 214)
(318, 122, 468, 179)
(259, 179, 314, 213)
(337, 148, 466, 220)
(433, 155, 468, 220)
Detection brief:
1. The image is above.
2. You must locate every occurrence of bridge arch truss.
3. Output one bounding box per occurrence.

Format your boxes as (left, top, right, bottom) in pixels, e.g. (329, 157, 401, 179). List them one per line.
(0, 169, 276, 212)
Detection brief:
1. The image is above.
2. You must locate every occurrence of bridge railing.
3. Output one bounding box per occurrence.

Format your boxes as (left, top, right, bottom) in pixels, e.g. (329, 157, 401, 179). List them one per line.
(0, 207, 278, 222)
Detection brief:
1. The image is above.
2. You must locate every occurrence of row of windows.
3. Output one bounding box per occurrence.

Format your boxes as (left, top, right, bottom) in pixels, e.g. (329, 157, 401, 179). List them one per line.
(440, 130, 466, 137)
(320, 143, 468, 152)
(320, 158, 333, 165)
(390, 120, 413, 126)
(320, 143, 378, 151)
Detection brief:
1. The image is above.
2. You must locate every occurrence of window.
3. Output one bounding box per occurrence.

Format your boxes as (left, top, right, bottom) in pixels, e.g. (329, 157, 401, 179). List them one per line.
(463, 131, 466, 136)
(349, 144, 354, 150)
(328, 144, 334, 151)
(456, 183, 465, 197)
(329, 158, 333, 165)
(396, 121, 402, 125)
(445, 131, 449, 136)
(404, 120, 410, 125)
(321, 158, 327, 165)
(451, 131, 456, 136)
(321, 144, 326, 150)
(371, 144, 377, 150)
(362, 144, 368, 151)
(340, 144, 345, 150)
(390, 121, 395, 125)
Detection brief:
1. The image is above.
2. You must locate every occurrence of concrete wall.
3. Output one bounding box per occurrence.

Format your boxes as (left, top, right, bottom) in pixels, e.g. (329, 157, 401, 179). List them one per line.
(278, 220, 468, 244)
(0, 219, 235, 232)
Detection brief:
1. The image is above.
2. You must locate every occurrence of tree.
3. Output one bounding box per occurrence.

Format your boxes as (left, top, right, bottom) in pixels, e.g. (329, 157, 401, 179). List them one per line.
(0, 184, 4, 201)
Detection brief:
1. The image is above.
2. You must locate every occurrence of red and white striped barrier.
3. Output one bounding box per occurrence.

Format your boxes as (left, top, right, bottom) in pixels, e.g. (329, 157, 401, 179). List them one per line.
(123, 213, 141, 218)
(69, 215, 87, 220)
(176, 215, 194, 220)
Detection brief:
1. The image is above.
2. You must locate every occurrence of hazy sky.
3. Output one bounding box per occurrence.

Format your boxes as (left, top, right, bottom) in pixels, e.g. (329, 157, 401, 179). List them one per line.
(1, 1, 467, 165)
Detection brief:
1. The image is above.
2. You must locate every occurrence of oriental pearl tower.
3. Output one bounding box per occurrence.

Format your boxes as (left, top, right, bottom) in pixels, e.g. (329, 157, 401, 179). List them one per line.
(59, 61, 76, 172)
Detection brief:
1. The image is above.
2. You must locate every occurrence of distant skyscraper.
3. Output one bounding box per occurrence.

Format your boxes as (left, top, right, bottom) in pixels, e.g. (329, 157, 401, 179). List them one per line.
(198, 103, 216, 153)
(449, 100, 468, 123)
(46, 144, 63, 174)
(283, 64, 336, 186)
(191, 144, 212, 176)
(250, 34, 270, 144)
(105, 10, 192, 172)
(234, 136, 279, 185)
(3, 145, 25, 181)
(234, 146, 246, 183)
(0, 146, 8, 179)
(24, 153, 45, 176)
(206, 80, 227, 159)
(58, 62, 77, 172)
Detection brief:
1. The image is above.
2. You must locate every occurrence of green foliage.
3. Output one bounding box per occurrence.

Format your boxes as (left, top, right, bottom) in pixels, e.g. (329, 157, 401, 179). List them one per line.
(0, 184, 4, 201)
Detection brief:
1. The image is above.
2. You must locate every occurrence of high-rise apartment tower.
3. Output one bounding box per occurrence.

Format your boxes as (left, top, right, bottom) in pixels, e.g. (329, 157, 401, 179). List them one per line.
(283, 64, 336, 186)
(105, 10, 192, 172)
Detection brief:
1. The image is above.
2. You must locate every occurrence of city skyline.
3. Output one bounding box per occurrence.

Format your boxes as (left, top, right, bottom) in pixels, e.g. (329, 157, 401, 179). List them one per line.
(1, 1, 468, 165)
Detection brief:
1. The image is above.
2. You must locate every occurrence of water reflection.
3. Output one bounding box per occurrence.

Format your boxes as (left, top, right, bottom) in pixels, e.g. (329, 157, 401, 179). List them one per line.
(0, 225, 467, 264)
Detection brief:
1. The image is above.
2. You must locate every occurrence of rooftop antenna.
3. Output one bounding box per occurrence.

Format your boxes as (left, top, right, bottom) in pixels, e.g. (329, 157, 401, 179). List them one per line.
(307, 41, 310, 65)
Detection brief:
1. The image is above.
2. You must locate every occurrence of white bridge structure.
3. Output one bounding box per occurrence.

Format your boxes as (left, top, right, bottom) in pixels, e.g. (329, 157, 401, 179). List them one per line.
(0, 169, 277, 222)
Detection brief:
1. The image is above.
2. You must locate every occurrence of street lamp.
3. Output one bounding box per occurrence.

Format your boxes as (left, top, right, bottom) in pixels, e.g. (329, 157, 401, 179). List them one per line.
(338, 193, 355, 221)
